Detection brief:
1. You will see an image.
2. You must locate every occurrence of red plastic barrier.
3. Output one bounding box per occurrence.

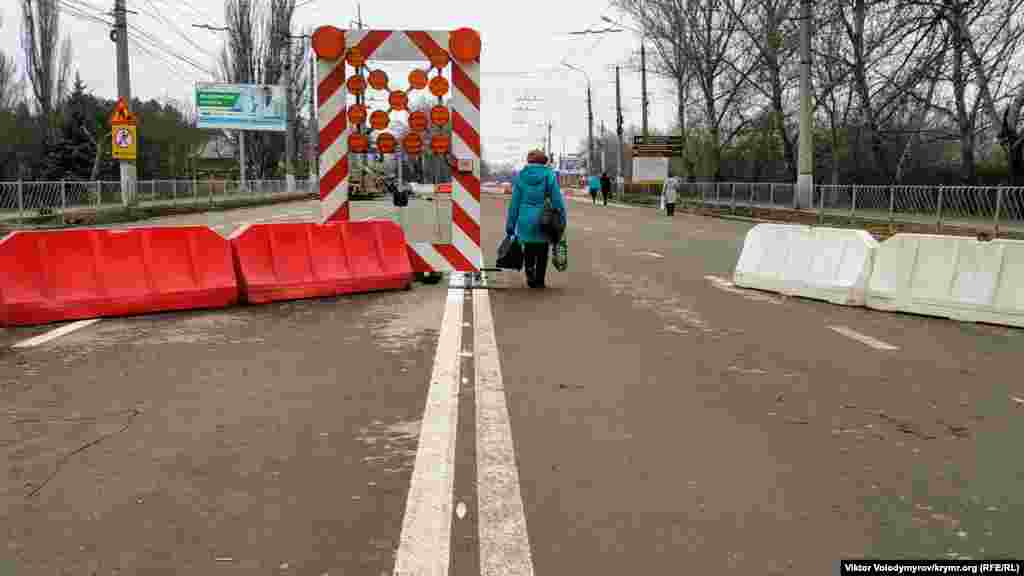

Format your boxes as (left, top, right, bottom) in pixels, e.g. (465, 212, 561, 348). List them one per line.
(0, 227, 239, 327)
(229, 220, 414, 304)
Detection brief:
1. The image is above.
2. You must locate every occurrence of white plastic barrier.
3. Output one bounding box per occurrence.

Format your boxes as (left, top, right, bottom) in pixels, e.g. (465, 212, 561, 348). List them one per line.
(866, 234, 1024, 327)
(733, 224, 879, 306)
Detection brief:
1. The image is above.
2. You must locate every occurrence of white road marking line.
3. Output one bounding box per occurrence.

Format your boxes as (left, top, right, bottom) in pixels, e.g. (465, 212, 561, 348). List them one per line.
(636, 251, 664, 258)
(393, 289, 464, 576)
(828, 325, 900, 351)
(474, 289, 536, 576)
(704, 275, 782, 304)
(12, 319, 101, 349)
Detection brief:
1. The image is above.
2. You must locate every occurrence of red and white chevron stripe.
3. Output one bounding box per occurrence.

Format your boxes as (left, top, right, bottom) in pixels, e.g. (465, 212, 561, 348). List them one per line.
(314, 27, 482, 274)
(317, 44, 349, 223)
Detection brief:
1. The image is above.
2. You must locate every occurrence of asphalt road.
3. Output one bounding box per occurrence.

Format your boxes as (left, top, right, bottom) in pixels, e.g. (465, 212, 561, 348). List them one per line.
(3, 191, 1023, 574)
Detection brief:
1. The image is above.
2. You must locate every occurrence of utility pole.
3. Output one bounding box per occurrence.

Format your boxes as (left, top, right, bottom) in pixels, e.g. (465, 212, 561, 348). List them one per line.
(640, 42, 649, 137)
(546, 121, 552, 157)
(796, 0, 814, 208)
(601, 121, 607, 172)
(616, 65, 626, 189)
(586, 84, 594, 176)
(114, 0, 135, 206)
(308, 41, 316, 190)
(284, 36, 295, 194)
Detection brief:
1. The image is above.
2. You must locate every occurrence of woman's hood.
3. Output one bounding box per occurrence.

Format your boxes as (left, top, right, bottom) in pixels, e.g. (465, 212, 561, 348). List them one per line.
(519, 164, 550, 186)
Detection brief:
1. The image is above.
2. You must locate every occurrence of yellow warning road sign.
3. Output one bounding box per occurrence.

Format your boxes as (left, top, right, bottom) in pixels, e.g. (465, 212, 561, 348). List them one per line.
(112, 125, 137, 160)
(110, 97, 137, 125)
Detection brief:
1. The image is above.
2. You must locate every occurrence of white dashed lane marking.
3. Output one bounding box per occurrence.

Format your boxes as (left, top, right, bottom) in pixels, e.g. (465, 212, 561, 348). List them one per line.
(828, 325, 901, 351)
(12, 319, 101, 349)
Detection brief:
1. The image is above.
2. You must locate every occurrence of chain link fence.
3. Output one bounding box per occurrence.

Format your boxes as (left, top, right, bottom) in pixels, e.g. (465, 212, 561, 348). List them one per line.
(0, 179, 316, 227)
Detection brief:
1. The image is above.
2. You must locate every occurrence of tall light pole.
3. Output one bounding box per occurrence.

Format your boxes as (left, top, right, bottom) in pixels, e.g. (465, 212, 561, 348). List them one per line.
(797, 0, 814, 208)
(640, 42, 649, 137)
(562, 61, 594, 176)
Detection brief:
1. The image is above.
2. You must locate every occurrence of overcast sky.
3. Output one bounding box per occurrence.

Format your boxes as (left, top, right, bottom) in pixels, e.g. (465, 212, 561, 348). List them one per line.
(0, 0, 678, 167)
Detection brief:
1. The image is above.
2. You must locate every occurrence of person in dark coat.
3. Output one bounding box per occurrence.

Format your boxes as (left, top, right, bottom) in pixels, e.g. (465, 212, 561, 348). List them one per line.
(506, 150, 567, 289)
(600, 172, 612, 206)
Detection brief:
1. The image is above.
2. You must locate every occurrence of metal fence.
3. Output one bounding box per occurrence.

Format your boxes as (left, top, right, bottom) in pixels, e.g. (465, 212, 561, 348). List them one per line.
(0, 179, 316, 225)
(668, 181, 1024, 237)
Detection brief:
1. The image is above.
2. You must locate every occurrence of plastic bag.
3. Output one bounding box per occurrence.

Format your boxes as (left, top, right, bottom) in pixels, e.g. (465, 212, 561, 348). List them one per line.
(496, 235, 523, 270)
(552, 235, 568, 272)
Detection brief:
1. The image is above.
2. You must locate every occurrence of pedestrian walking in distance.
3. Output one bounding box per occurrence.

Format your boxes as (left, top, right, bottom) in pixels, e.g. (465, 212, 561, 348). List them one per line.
(506, 149, 567, 289)
(664, 175, 678, 216)
(588, 174, 600, 204)
(600, 171, 612, 206)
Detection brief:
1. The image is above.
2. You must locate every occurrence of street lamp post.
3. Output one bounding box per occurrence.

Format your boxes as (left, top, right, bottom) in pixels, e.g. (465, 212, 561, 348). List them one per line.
(562, 61, 594, 178)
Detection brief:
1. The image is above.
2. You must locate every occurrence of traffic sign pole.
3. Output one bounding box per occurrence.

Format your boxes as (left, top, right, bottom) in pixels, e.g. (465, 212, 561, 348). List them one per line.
(114, 0, 136, 207)
(239, 130, 247, 194)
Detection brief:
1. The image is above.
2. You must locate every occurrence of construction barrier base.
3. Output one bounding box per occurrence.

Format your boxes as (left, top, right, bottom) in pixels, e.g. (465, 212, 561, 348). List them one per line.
(0, 227, 239, 327)
(734, 224, 878, 306)
(867, 234, 1024, 328)
(230, 220, 413, 305)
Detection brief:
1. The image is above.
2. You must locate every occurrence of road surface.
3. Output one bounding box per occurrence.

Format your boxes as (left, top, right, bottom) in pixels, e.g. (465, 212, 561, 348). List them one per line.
(3, 191, 1022, 573)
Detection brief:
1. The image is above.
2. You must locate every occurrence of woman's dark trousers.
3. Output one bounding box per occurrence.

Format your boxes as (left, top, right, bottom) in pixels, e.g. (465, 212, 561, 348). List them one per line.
(523, 242, 550, 288)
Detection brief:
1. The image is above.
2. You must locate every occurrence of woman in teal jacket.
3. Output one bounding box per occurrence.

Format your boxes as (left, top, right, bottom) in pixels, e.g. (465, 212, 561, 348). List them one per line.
(588, 174, 601, 204)
(506, 150, 567, 289)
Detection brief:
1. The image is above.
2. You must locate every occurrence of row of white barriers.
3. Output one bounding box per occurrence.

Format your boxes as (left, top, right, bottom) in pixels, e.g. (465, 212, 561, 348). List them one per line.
(733, 224, 1024, 328)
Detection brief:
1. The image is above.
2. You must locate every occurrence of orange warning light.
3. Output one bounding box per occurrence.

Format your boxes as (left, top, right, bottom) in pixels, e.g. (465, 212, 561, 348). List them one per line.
(347, 74, 367, 95)
(430, 134, 450, 154)
(403, 132, 424, 154)
(312, 26, 344, 60)
(347, 103, 368, 125)
(345, 47, 366, 68)
(429, 75, 449, 97)
(349, 132, 369, 153)
(450, 28, 481, 62)
(368, 69, 389, 90)
(430, 105, 450, 127)
(429, 50, 450, 70)
(388, 90, 409, 111)
(370, 110, 390, 131)
(408, 110, 428, 132)
(377, 132, 397, 154)
(408, 69, 429, 90)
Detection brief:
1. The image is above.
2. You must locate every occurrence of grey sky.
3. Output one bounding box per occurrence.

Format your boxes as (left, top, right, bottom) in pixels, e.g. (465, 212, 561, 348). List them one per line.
(0, 0, 678, 167)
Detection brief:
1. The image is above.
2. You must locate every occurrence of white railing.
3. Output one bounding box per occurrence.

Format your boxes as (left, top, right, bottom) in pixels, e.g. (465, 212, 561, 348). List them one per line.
(0, 179, 318, 225)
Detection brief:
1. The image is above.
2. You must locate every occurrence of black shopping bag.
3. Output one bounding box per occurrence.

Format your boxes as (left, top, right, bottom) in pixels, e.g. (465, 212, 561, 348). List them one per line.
(496, 236, 523, 270)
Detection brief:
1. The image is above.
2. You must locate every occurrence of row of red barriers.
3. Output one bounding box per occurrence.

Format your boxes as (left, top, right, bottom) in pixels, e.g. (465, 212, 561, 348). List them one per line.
(229, 221, 413, 304)
(0, 221, 413, 327)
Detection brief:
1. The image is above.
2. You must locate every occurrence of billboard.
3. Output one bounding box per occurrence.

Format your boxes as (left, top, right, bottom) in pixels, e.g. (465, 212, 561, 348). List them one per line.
(559, 154, 585, 173)
(195, 83, 287, 132)
(632, 157, 669, 182)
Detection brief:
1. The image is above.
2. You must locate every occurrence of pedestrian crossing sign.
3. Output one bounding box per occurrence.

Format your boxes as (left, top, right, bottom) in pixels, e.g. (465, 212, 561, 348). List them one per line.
(112, 125, 137, 160)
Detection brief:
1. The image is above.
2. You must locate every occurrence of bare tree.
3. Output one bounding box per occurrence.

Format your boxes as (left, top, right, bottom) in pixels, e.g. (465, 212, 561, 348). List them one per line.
(20, 0, 72, 135)
(721, 0, 801, 180)
(218, 0, 310, 179)
(932, 0, 1024, 184)
(616, 0, 755, 180)
(812, 7, 856, 185)
(0, 12, 23, 111)
(0, 52, 18, 112)
(612, 0, 697, 178)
